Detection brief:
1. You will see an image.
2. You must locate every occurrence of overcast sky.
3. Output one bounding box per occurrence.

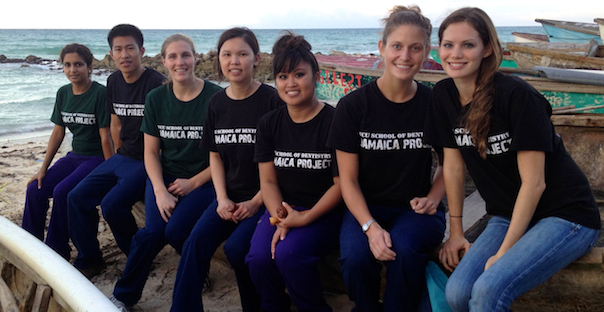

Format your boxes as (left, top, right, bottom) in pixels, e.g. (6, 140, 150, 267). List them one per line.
(3, 0, 602, 29)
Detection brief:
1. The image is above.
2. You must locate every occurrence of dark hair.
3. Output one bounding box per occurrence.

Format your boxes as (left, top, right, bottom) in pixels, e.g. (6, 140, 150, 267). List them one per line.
(214, 27, 260, 80)
(439, 7, 502, 158)
(272, 31, 318, 81)
(382, 5, 432, 49)
(59, 43, 94, 67)
(108, 24, 144, 49)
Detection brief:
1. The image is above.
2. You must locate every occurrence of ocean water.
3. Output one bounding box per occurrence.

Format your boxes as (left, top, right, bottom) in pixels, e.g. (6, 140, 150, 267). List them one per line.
(0, 27, 545, 139)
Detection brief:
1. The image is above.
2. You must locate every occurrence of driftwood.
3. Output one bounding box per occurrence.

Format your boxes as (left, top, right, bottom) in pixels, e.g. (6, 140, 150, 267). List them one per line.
(553, 104, 604, 114)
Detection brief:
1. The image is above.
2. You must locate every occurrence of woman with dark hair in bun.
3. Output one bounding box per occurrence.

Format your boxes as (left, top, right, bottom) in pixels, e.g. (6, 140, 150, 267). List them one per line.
(327, 6, 446, 311)
(171, 27, 282, 312)
(245, 31, 342, 312)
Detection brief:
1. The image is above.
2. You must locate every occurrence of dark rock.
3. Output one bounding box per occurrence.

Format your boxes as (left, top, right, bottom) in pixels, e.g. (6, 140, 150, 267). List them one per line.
(25, 55, 42, 64)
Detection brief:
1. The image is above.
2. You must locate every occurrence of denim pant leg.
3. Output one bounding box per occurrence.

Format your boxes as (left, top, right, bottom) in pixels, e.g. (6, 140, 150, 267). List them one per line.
(382, 210, 445, 312)
(23, 152, 81, 240)
(70, 155, 122, 269)
(445, 216, 508, 312)
(100, 155, 147, 254)
(172, 200, 232, 312)
(274, 209, 342, 312)
(470, 217, 598, 312)
(114, 178, 215, 306)
(246, 210, 291, 312)
(224, 206, 264, 312)
(45, 155, 104, 259)
(339, 210, 383, 312)
(164, 182, 216, 254)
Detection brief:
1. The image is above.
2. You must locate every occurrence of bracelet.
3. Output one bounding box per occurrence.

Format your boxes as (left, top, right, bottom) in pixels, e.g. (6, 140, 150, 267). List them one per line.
(449, 215, 463, 218)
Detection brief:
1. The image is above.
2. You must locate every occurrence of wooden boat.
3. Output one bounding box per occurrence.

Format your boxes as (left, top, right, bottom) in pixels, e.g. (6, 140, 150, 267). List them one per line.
(506, 42, 604, 70)
(536, 18, 602, 44)
(512, 32, 549, 43)
(0, 216, 118, 312)
(595, 18, 604, 42)
(318, 63, 604, 113)
(314, 54, 443, 71)
(429, 47, 517, 68)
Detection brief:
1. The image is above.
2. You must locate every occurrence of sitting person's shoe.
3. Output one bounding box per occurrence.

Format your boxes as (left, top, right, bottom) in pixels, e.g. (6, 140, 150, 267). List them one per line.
(78, 261, 106, 279)
(110, 294, 132, 312)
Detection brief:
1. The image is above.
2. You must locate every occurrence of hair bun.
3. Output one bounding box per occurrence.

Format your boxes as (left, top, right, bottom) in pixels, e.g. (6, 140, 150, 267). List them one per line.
(272, 31, 312, 55)
(389, 5, 421, 15)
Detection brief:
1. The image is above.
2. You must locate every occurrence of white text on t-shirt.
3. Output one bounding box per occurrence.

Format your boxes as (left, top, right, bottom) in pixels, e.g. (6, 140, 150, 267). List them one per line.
(214, 128, 256, 144)
(358, 131, 430, 151)
(273, 150, 332, 170)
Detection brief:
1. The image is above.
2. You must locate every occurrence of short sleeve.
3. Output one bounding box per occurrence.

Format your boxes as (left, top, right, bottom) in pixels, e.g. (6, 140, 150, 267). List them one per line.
(50, 88, 65, 126)
(96, 86, 110, 128)
(200, 99, 218, 151)
(424, 82, 458, 149)
(140, 93, 158, 137)
(253, 114, 274, 163)
(105, 76, 115, 115)
(505, 80, 553, 152)
(327, 96, 362, 153)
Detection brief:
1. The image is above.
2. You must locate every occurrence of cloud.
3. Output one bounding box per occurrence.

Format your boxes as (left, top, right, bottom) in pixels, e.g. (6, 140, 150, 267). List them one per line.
(1, 0, 602, 29)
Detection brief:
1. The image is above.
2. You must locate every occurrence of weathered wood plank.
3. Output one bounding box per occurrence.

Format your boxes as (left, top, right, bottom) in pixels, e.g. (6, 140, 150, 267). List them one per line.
(0, 275, 19, 312)
(32, 284, 51, 312)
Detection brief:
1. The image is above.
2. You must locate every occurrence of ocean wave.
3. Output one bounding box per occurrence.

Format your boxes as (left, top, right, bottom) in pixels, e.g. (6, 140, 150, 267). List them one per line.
(0, 123, 54, 136)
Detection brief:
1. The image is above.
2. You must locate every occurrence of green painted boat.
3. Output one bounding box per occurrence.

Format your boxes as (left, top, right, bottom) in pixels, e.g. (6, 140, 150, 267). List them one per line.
(429, 48, 518, 69)
(317, 63, 604, 114)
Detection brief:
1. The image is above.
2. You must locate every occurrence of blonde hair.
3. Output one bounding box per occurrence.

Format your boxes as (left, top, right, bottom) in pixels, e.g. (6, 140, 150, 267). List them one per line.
(438, 7, 502, 158)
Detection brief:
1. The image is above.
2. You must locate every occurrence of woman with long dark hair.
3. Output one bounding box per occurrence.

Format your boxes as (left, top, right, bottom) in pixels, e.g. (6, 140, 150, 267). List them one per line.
(426, 7, 600, 311)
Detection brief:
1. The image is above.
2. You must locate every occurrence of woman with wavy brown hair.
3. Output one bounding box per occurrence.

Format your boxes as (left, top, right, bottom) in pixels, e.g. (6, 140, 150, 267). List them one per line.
(425, 7, 600, 312)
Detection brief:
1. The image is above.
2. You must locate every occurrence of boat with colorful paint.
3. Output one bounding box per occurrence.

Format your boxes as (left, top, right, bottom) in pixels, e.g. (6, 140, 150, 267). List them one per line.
(512, 32, 549, 43)
(536, 18, 602, 44)
(506, 42, 604, 70)
(429, 47, 517, 69)
(595, 18, 604, 42)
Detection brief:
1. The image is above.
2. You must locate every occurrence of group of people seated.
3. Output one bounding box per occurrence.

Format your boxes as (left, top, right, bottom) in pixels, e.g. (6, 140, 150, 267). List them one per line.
(21, 5, 600, 312)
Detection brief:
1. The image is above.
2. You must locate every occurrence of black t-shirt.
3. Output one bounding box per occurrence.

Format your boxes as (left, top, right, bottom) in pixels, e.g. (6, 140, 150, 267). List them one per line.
(200, 84, 283, 202)
(327, 80, 436, 208)
(106, 68, 165, 160)
(255, 104, 337, 209)
(425, 72, 600, 229)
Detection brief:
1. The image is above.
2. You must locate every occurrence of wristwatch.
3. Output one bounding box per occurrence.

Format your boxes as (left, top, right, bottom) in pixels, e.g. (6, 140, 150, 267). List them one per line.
(362, 218, 376, 233)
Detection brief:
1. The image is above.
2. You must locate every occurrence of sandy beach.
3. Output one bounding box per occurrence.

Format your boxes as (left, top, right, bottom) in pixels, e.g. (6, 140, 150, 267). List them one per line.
(0, 134, 354, 311)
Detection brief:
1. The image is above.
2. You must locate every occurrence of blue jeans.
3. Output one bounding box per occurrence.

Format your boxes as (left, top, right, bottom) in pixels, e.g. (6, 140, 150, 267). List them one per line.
(171, 200, 264, 312)
(445, 216, 599, 312)
(339, 206, 446, 312)
(113, 177, 215, 306)
(22, 152, 104, 260)
(68, 154, 146, 270)
(246, 208, 342, 312)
